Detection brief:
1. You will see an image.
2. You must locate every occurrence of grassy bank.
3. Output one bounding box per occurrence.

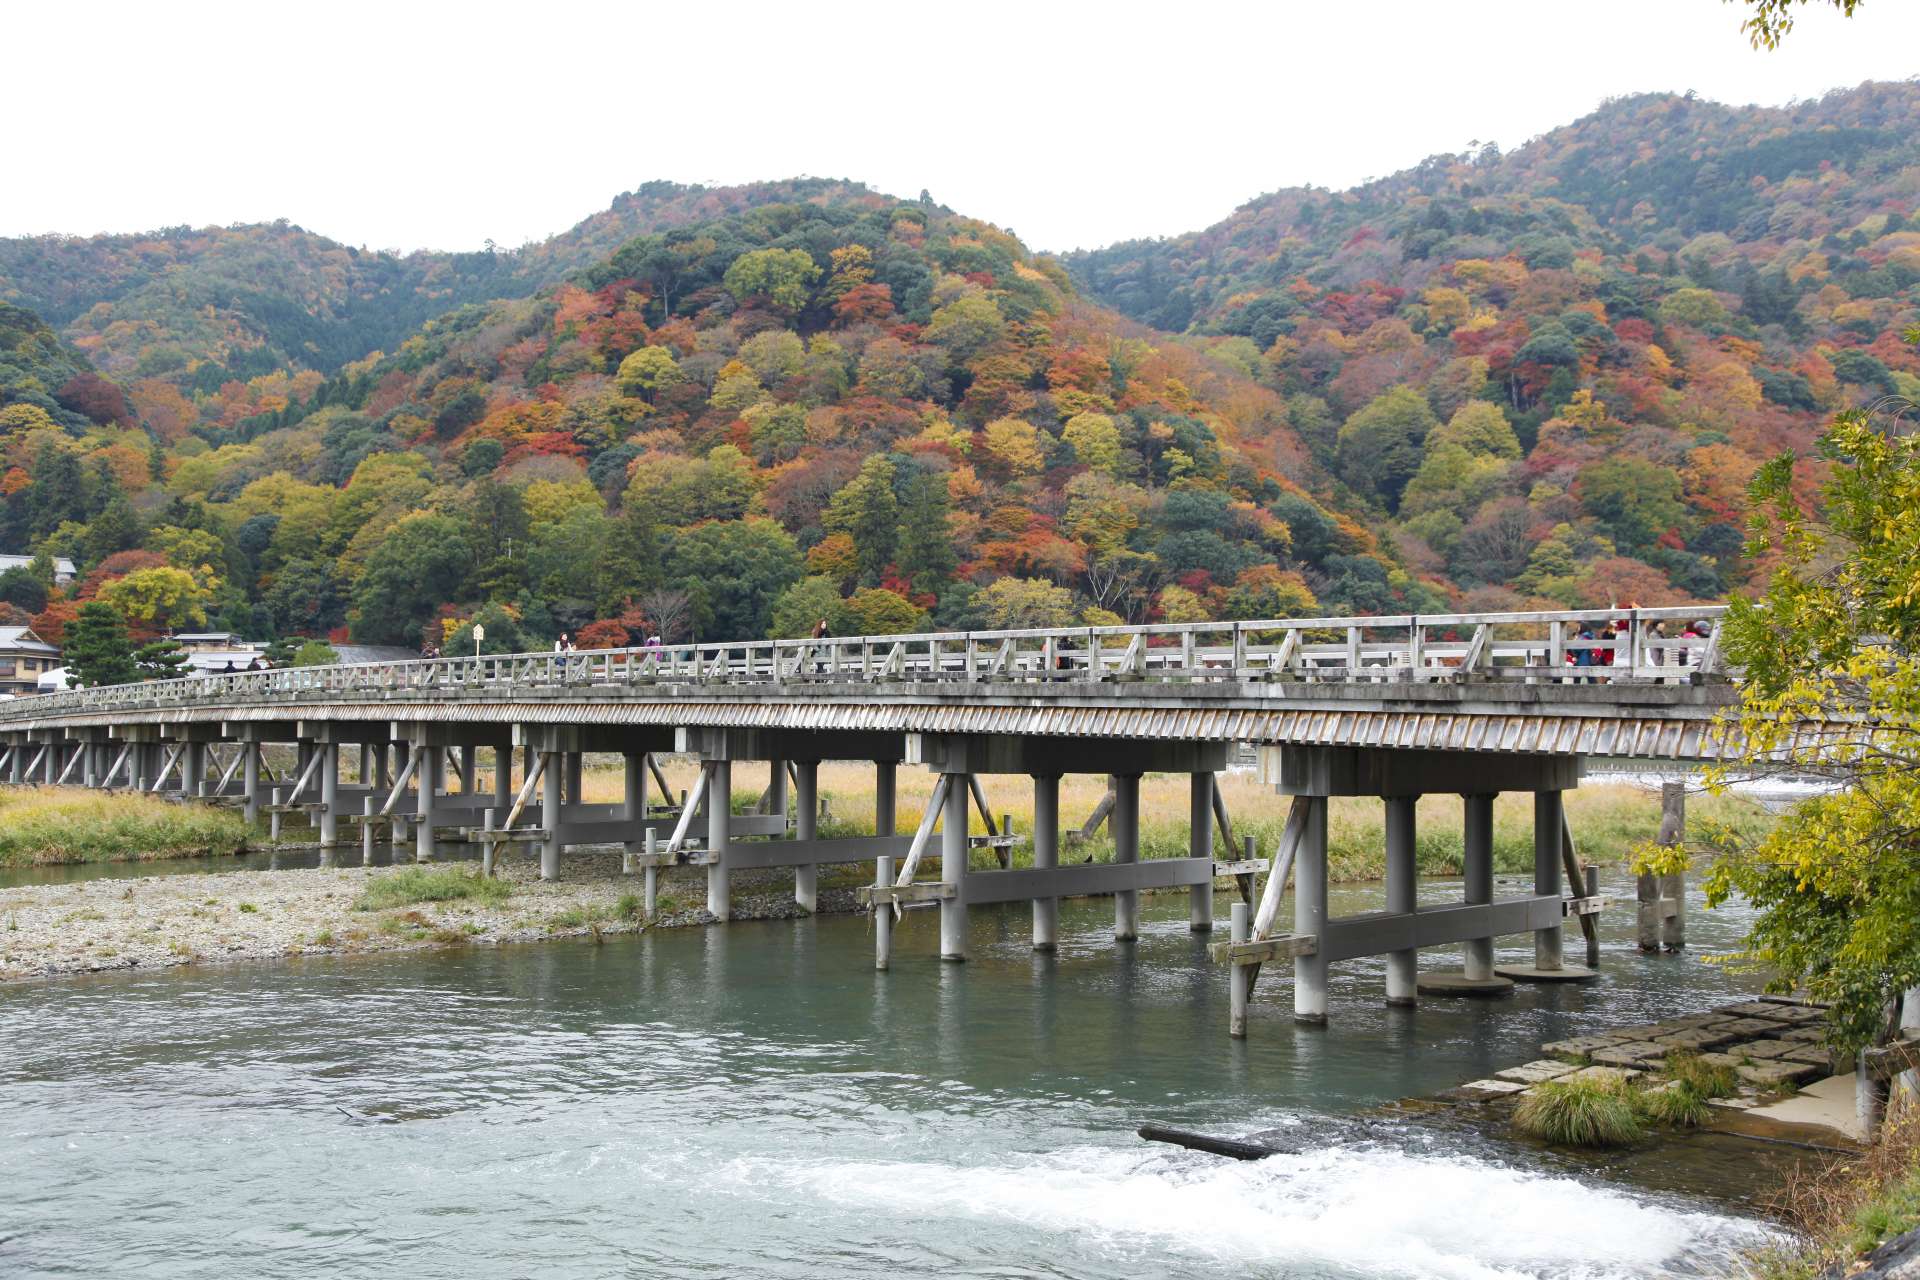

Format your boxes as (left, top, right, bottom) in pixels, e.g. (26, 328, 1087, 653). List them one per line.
(1756, 1114, 1920, 1278)
(580, 761, 1772, 882)
(0, 787, 247, 867)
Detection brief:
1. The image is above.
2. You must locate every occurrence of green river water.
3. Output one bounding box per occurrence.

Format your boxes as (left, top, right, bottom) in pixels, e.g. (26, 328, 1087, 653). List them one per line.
(1, 869, 1792, 1278)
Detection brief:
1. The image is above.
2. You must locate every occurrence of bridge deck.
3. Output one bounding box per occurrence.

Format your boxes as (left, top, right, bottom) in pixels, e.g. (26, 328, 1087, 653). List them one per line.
(2, 607, 1736, 759)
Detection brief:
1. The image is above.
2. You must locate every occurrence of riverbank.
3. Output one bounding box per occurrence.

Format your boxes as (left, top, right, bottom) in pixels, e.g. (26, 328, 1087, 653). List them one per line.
(0, 852, 854, 982)
(0, 786, 247, 867)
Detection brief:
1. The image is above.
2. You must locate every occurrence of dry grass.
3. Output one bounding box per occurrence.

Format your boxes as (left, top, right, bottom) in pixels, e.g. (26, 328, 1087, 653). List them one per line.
(568, 759, 1769, 882)
(0, 786, 248, 866)
(1754, 1110, 1920, 1278)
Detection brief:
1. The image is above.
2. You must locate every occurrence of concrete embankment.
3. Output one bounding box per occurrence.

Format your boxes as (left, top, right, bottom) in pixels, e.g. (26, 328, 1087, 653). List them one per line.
(0, 852, 855, 981)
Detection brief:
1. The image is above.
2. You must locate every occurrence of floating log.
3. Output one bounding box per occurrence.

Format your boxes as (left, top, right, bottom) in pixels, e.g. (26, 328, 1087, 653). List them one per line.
(1136, 1123, 1276, 1161)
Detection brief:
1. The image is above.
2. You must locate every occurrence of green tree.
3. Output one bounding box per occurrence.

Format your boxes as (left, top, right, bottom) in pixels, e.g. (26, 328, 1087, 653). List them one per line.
(1335, 387, 1437, 510)
(134, 637, 190, 680)
(1575, 456, 1686, 551)
(823, 455, 899, 587)
(723, 248, 820, 313)
(83, 494, 145, 566)
(98, 566, 214, 635)
(348, 515, 471, 646)
(669, 518, 802, 640)
(770, 576, 851, 639)
(1427, 401, 1521, 459)
(1700, 373, 1920, 1052)
(0, 566, 48, 614)
(444, 602, 529, 656)
(614, 346, 684, 401)
(292, 640, 340, 667)
(896, 469, 957, 597)
(63, 602, 138, 687)
(1062, 412, 1126, 476)
(844, 587, 928, 635)
(978, 577, 1075, 629)
(925, 294, 1006, 363)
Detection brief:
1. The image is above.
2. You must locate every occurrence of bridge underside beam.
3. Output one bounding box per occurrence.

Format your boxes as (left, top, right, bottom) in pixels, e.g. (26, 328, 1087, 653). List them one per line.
(907, 733, 1228, 776)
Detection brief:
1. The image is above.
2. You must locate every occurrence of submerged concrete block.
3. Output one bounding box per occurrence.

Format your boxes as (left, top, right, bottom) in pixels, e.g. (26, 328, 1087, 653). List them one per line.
(1494, 1060, 1578, 1085)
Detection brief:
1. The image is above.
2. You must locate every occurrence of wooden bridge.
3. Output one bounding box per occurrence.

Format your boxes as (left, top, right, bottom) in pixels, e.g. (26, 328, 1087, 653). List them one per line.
(0, 606, 1740, 1032)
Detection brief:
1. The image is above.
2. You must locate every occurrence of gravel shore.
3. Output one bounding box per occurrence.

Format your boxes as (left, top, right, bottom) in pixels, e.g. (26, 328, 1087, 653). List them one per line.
(0, 850, 860, 982)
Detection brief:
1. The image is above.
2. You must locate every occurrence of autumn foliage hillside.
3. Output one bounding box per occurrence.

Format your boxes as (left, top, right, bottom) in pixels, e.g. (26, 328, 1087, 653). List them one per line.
(0, 199, 1364, 651)
(1067, 81, 1920, 612)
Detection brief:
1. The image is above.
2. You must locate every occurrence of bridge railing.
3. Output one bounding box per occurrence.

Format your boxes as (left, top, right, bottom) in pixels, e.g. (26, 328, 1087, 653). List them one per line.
(1, 606, 1727, 723)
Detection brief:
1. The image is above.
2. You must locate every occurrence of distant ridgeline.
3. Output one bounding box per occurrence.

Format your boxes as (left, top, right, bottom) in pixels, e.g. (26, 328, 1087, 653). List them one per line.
(0, 83, 1914, 661)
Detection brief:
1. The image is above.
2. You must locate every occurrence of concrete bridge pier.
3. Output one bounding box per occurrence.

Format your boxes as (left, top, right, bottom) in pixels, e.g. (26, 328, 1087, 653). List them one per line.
(706, 757, 732, 920)
(940, 759, 969, 961)
(1032, 773, 1060, 951)
(897, 735, 1229, 966)
(1112, 773, 1141, 941)
(1384, 795, 1418, 1007)
(1254, 747, 1590, 1032)
(1188, 773, 1214, 933)
(1293, 795, 1330, 1026)
(224, 722, 298, 827)
(1493, 787, 1597, 984)
(793, 759, 819, 912)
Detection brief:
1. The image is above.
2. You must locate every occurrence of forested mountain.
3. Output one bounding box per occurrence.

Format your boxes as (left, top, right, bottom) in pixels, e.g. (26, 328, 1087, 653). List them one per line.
(1066, 81, 1920, 609)
(0, 179, 882, 425)
(6, 81, 1916, 660)
(0, 198, 1352, 652)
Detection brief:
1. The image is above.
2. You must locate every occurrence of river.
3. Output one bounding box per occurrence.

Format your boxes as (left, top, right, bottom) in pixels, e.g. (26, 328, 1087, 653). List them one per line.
(1, 870, 1789, 1278)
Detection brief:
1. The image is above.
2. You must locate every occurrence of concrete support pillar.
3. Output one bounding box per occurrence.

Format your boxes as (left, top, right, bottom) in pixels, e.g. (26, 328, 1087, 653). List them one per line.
(356, 742, 370, 787)
(81, 745, 97, 789)
(43, 741, 58, 785)
(1385, 794, 1418, 1006)
(1032, 773, 1060, 952)
(416, 744, 440, 864)
(1534, 789, 1565, 971)
(319, 743, 340, 848)
(564, 752, 582, 805)
(1641, 780, 1687, 952)
(1464, 793, 1495, 980)
(363, 796, 377, 866)
(793, 761, 818, 912)
(766, 758, 789, 821)
(458, 744, 476, 796)
(540, 750, 563, 880)
(7, 742, 21, 783)
(643, 830, 659, 918)
(1113, 773, 1141, 941)
(874, 850, 894, 971)
(493, 746, 510, 814)
(939, 770, 969, 961)
(706, 759, 732, 920)
(874, 761, 896, 838)
(1229, 901, 1250, 1039)
(242, 743, 262, 825)
(621, 753, 645, 874)
(1189, 772, 1215, 932)
(1294, 795, 1329, 1025)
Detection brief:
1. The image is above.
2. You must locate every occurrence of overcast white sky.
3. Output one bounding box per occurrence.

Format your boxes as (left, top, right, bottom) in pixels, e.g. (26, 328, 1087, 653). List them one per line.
(11, 1, 1919, 254)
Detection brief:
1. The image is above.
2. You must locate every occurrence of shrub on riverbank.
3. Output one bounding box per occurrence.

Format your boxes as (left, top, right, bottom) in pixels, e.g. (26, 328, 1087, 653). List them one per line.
(0, 787, 247, 866)
(353, 867, 511, 911)
(1514, 1076, 1646, 1147)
